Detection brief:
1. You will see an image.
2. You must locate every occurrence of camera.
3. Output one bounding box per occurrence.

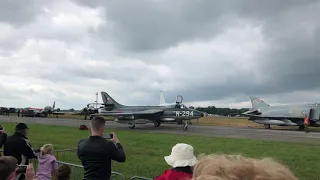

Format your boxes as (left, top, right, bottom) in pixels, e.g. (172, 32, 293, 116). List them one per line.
(102, 133, 113, 139)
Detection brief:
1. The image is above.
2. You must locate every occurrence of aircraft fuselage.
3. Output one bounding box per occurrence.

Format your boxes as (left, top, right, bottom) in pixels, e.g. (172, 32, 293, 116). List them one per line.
(244, 103, 320, 127)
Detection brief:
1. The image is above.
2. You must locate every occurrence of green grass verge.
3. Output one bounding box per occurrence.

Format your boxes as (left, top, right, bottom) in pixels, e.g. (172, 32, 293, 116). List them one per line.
(0, 122, 319, 180)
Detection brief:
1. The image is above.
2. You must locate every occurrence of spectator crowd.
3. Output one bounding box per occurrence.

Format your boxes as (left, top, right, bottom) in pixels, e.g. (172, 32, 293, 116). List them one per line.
(0, 117, 299, 180)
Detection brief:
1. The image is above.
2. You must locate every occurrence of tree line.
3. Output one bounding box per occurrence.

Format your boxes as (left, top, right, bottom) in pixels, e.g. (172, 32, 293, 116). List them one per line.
(191, 106, 249, 116)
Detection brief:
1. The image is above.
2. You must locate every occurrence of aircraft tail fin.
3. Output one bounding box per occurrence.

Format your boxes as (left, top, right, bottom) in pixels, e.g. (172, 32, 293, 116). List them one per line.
(101, 92, 125, 108)
(160, 91, 166, 105)
(52, 101, 55, 109)
(249, 96, 270, 109)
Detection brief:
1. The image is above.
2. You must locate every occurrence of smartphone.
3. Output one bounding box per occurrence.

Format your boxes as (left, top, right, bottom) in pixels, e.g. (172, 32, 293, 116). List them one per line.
(16, 165, 28, 174)
(102, 133, 113, 139)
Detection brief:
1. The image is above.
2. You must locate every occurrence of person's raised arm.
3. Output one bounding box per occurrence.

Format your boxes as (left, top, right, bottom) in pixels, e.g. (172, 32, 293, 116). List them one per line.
(108, 132, 126, 162)
(21, 139, 37, 159)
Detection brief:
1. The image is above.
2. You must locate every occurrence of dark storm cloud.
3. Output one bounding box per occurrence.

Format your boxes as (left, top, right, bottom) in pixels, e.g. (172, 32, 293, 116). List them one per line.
(73, 0, 318, 52)
(75, 0, 320, 105)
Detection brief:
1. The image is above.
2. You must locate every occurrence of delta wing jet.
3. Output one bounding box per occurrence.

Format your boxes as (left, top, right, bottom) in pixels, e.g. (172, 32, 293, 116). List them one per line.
(242, 96, 320, 130)
(89, 91, 205, 131)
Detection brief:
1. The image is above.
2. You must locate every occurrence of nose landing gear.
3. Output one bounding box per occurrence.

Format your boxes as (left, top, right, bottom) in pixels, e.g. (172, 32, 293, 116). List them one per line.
(182, 120, 188, 131)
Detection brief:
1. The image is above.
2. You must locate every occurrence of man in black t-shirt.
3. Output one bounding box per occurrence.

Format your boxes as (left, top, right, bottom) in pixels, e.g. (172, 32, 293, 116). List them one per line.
(77, 116, 126, 180)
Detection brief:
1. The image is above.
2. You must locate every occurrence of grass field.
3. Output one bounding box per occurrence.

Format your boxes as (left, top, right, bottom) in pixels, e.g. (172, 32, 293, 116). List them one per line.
(1, 122, 320, 180)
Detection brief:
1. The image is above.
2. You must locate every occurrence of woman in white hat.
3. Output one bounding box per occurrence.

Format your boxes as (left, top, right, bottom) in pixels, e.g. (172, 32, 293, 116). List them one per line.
(154, 143, 198, 180)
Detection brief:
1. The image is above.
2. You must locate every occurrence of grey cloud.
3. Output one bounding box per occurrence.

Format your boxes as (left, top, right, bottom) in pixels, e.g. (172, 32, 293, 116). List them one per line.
(1, 0, 320, 108)
(73, 0, 318, 52)
(0, 0, 45, 26)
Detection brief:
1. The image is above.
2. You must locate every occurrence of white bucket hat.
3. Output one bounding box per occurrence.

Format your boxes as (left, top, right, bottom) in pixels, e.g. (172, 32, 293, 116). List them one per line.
(164, 143, 198, 168)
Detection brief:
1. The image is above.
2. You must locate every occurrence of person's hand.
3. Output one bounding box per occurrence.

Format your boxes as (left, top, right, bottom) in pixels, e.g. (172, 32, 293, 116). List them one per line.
(111, 132, 120, 144)
(0, 127, 6, 134)
(25, 164, 36, 180)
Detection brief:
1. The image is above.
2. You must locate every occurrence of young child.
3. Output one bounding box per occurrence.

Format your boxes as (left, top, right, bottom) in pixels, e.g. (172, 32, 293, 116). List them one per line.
(36, 144, 58, 180)
(56, 164, 71, 180)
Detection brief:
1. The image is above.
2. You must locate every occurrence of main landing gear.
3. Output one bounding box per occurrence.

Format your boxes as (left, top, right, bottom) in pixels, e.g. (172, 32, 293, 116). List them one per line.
(154, 121, 161, 127)
(264, 124, 271, 129)
(128, 121, 162, 129)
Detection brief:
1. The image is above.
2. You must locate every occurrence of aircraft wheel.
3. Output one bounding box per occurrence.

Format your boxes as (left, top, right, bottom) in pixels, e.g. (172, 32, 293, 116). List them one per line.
(89, 116, 93, 120)
(182, 125, 188, 131)
(154, 121, 161, 127)
(129, 125, 135, 129)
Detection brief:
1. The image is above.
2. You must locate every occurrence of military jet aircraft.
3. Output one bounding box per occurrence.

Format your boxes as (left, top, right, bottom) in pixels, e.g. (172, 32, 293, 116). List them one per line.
(89, 91, 205, 131)
(242, 96, 320, 130)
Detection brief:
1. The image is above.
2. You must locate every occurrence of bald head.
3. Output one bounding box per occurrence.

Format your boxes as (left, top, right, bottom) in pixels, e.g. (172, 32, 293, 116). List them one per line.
(90, 116, 105, 135)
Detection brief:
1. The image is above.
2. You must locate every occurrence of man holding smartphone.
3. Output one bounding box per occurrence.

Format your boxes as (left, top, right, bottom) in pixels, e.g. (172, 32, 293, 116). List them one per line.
(77, 116, 126, 180)
(3, 123, 39, 180)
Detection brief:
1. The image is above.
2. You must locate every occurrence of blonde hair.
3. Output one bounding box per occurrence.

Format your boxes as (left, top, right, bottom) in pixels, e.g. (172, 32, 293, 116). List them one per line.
(192, 154, 298, 180)
(40, 144, 53, 155)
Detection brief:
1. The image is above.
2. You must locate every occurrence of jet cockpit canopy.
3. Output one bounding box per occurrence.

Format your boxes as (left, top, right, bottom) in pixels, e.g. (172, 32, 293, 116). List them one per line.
(175, 95, 183, 104)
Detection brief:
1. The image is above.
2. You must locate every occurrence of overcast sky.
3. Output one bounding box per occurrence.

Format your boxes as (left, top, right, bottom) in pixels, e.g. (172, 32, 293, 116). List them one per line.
(0, 0, 320, 109)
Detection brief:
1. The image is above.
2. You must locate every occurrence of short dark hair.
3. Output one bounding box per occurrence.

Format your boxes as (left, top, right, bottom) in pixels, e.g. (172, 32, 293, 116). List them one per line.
(91, 116, 105, 131)
(57, 164, 71, 180)
(0, 156, 18, 180)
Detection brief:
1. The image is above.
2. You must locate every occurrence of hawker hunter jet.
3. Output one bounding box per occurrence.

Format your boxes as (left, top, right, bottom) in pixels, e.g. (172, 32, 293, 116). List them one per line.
(242, 96, 320, 130)
(89, 91, 205, 131)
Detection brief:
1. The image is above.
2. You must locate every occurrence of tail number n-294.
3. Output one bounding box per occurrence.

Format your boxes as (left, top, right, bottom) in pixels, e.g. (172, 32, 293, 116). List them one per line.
(174, 111, 193, 116)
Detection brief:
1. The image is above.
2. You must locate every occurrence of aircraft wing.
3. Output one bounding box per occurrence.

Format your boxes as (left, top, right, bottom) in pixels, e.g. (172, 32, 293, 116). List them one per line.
(91, 109, 165, 117)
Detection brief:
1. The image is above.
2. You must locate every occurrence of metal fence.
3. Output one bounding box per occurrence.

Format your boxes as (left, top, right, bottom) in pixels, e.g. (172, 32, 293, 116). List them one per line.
(129, 176, 153, 180)
(1, 148, 153, 180)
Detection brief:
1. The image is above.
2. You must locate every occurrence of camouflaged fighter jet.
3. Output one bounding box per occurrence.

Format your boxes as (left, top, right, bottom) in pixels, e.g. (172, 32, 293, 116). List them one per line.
(242, 96, 320, 130)
(89, 91, 205, 131)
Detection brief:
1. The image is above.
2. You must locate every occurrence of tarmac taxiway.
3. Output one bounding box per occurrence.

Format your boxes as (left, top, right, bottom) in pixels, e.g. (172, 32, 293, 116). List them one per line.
(1, 115, 320, 144)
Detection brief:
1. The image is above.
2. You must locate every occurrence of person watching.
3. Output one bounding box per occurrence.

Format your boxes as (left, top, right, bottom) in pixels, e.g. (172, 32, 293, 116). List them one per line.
(154, 143, 198, 180)
(77, 116, 126, 180)
(0, 125, 7, 150)
(3, 123, 39, 180)
(0, 156, 18, 180)
(192, 154, 298, 180)
(56, 164, 72, 180)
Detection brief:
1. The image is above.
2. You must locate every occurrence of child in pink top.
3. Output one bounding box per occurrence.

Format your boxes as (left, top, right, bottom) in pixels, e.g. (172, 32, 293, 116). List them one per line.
(36, 144, 58, 180)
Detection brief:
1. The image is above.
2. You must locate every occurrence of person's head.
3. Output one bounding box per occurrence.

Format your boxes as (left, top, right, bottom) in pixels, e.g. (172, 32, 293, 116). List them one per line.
(90, 116, 105, 136)
(40, 144, 53, 155)
(0, 156, 18, 180)
(56, 164, 71, 180)
(164, 143, 198, 169)
(14, 123, 29, 136)
(192, 154, 298, 180)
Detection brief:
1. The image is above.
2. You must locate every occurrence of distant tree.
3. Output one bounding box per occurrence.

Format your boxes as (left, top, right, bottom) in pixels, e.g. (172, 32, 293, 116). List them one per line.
(194, 106, 249, 116)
